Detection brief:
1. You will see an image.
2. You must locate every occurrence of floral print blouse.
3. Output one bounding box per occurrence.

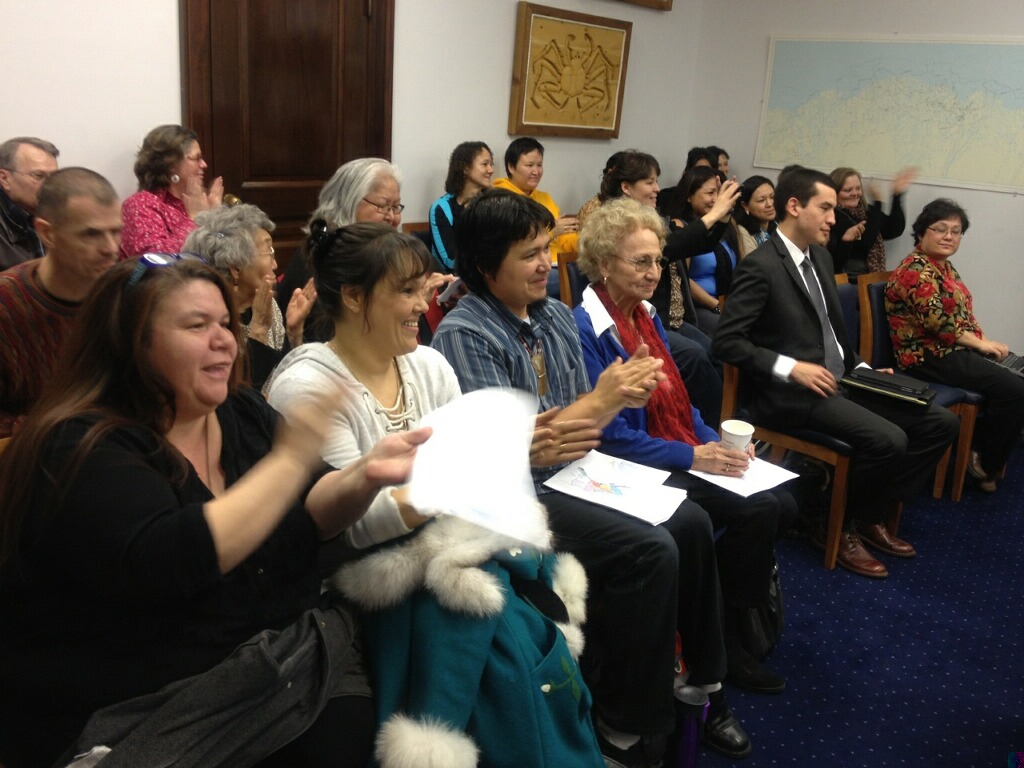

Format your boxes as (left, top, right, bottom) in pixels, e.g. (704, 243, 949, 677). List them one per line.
(884, 249, 981, 369)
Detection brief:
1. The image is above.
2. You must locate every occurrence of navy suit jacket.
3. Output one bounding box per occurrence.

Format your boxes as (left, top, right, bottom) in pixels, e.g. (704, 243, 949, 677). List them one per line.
(712, 231, 861, 426)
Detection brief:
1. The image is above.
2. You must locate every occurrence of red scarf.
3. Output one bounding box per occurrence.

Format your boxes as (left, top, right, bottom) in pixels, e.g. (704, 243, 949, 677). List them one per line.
(592, 283, 701, 447)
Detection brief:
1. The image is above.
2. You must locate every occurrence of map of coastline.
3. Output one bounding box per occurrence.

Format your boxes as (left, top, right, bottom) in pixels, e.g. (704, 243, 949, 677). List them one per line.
(756, 39, 1024, 191)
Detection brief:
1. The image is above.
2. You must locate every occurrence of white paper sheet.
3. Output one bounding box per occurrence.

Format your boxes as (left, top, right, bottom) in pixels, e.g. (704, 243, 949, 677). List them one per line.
(543, 450, 686, 526)
(408, 388, 551, 547)
(686, 457, 799, 498)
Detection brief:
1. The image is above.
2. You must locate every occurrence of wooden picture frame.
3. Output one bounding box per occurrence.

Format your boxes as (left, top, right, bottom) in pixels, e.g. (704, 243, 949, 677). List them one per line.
(612, 0, 673, 9)
(508, 2, 632, 139)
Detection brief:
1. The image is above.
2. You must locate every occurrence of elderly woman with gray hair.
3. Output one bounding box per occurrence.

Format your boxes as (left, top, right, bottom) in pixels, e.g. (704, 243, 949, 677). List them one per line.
(184, 203, 315, 388)
(278, 158, 405, 342)
(571, 198, 794, 758)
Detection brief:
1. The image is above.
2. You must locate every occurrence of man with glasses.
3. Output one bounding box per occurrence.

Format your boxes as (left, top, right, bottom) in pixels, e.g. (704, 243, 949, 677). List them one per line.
(0, 168, 121, 436)
(0, 137, 59, 268)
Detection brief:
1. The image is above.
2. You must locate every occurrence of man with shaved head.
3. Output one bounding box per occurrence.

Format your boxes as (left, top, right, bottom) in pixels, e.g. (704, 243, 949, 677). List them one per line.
(0, 167, 121, 436)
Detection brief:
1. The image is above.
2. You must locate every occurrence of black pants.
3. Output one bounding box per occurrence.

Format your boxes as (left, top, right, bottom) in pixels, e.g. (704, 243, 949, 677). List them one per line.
(665, 472, 784, 610)
(542, 490, 725, 738)
(912, 349, 1024, 475)
(803, 387, 960, 523)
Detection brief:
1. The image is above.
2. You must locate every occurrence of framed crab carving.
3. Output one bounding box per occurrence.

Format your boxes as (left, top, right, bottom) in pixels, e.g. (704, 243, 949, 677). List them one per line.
(508, 2, 632, 139)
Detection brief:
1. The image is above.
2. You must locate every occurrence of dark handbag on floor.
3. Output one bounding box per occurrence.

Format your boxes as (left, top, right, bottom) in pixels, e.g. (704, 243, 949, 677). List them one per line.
(739, 558, 785, 660)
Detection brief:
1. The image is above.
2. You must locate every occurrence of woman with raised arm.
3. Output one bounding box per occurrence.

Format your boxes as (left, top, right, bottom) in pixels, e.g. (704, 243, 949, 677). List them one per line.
(119, 124, 224, 259)
(828, 166, 916, 277)
(0, 257, 427, 768)
(659, 166, 742, 335)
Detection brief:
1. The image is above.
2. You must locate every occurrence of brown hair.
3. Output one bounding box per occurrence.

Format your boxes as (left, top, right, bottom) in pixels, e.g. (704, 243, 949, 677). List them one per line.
(133, 124, 198, 191)
(0, 259, 242, 566)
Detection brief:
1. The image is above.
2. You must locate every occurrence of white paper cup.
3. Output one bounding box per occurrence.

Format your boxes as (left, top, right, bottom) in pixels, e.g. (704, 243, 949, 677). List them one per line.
(720, 419, 755, 452)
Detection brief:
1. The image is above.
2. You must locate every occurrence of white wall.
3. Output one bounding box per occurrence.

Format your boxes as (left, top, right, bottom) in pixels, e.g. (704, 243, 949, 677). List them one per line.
(0, 0, 181, 199)
(694, 0, 1024, 348)
(4, 0, 1021, 346)
(392, 0, 700, 221)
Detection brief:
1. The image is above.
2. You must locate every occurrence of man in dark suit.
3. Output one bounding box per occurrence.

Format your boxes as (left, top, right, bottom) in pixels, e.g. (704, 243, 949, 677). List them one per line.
(713, 167, 958, 578)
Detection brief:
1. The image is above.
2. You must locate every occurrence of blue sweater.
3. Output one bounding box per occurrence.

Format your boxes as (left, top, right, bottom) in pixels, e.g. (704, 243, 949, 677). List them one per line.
(573, 287, 718, 470)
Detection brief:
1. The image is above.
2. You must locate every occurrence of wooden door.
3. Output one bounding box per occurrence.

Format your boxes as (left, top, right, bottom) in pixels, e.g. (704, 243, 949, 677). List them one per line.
(180, 0, 394, 261)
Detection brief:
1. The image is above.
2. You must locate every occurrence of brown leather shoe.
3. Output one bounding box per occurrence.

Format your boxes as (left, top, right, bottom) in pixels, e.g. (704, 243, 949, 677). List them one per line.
(856, 523, 916, 558)
(835, 531, 888, 578)
(968, 450, 997, 493)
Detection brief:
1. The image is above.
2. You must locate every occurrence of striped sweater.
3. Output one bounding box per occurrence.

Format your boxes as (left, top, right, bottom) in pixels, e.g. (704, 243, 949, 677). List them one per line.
(0, 260, 78, 436)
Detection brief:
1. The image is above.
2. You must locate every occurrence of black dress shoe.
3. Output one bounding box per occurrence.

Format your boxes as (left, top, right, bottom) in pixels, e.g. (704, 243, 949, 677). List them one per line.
(701, 702, 752, 759)
(726, 644, 786, 694)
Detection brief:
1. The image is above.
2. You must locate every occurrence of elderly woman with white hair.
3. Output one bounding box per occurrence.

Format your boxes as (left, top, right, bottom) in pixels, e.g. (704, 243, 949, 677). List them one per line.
(184, 203, 315, 388)
(571, 198, 795, 757)
(278, 158, 405, 342)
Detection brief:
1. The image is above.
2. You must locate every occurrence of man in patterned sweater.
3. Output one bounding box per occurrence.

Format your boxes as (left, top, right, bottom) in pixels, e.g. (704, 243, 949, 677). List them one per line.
(0, 168, 121, 436)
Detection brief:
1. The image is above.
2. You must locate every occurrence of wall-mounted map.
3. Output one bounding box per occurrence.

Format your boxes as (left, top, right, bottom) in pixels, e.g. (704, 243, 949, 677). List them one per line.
(755, 38, 1024, 192)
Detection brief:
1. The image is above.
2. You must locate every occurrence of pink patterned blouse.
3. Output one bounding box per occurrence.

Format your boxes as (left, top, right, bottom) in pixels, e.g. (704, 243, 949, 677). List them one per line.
(119, 188, 195, 260)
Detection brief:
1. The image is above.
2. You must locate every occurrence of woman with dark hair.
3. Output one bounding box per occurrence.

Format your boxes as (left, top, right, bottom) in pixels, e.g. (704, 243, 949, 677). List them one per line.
(706, 145, 730, 176)
(428, 141, 493, 273)
(885, 198, 1024, 494)
(266, 222, 602, 767)
(827, 166, 916, 277)
(575, 150, 660, 233)
(734, 175, 776, 257)
(119, 124, 224, 259)
(268, 223, 454, 546)
(0, 256, 428, 768)
(493, 137, 578, 295)
(659, 165, 742, 335)
(684, 146, 717, 172)
(184, 203, 316, 388)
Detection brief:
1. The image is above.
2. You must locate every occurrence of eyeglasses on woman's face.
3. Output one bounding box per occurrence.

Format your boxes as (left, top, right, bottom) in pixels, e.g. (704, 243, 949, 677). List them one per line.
(615, 255, 666, 273)
(361, 197, 405, 216)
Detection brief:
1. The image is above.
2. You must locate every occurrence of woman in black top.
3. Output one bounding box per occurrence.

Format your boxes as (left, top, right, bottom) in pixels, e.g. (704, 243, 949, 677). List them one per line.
(0, 258, 427, 767)
(827, 166, 917, 277)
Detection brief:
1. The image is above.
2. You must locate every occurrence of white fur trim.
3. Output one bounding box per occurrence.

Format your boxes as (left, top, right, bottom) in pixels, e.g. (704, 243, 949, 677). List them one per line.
(557, 621, 586, 659)
(375, 714, 479, 768)
(551, 552, 588, 627)
(333, 543, 428, 610)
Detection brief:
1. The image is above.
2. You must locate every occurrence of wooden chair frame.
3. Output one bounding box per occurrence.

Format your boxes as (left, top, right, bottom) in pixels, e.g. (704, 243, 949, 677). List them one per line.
(720, 363, 855, 569)
(557, 251, 579, 307)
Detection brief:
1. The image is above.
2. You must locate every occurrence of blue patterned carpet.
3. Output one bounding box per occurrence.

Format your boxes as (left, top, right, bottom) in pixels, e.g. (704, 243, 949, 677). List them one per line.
(699, 445, 1024, 768)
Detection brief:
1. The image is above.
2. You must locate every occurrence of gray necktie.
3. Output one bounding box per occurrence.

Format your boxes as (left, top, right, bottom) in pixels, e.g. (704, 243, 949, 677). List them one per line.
(799, 258, 845, 380)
